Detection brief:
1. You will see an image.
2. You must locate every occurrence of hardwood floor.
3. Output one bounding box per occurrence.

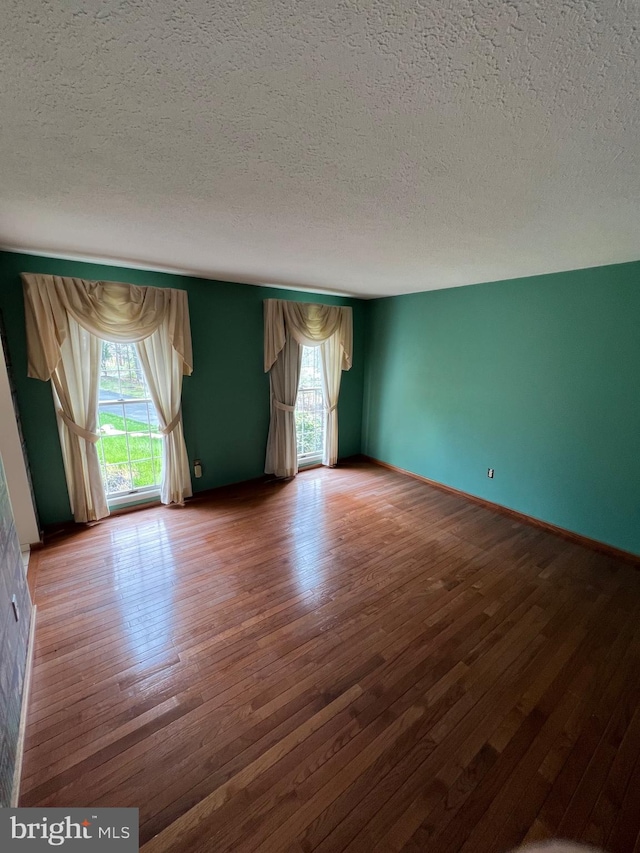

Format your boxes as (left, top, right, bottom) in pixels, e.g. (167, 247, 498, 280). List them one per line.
(20, 461, 640, 852)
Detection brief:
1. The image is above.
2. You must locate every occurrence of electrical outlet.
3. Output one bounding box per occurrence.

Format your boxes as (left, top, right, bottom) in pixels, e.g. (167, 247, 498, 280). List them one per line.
(487, 468, 494, 479)
(194, 459, 202, 478)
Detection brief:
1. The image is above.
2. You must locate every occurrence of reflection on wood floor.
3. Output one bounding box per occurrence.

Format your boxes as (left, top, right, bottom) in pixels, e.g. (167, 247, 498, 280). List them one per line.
(21, 461, 640, 852)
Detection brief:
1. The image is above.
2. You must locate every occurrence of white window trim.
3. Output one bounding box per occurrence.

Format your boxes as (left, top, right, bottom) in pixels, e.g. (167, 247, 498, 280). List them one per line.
(296, 346, 325, 466)
(298, 450, 323, 466)
(107, 485, 161, 508)
(98, 342, 163, 502)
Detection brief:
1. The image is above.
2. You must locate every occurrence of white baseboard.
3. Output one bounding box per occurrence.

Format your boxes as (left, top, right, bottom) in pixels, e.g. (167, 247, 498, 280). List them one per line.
(11, 605, 37, 807)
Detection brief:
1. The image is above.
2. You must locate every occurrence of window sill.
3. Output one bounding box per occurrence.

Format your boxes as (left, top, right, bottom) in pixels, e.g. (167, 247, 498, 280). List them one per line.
(107, 489, 161, 509)
(298, 454, 323, 469)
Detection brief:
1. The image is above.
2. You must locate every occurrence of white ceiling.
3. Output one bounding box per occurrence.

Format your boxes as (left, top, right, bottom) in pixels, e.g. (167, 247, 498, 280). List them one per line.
(1, 1, 639, 299)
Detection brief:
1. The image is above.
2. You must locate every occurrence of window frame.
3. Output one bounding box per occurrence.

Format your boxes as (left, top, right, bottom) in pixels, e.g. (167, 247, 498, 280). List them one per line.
(96, 342, 163, 505)
(295, 346, 325, 466)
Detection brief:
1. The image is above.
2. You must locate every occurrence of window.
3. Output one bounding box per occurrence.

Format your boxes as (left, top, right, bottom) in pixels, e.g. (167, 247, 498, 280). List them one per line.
(295, 346, 324, 464)
(96, 342, 162, 504)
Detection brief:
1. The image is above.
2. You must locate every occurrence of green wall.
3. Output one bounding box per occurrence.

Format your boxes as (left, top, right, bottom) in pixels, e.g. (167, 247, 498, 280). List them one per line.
(2, 248, 638, 556)
(363, 261, 640, 556)
(0, 251, 365, 527)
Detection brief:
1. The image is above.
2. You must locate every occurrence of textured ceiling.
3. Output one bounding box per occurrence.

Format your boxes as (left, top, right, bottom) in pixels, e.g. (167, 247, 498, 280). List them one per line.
(1, 1, 639, 298)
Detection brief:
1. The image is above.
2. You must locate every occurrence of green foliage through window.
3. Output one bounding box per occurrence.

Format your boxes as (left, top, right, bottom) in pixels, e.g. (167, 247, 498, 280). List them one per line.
(296, 347, 325, 459)
(97, 343, 162, 496)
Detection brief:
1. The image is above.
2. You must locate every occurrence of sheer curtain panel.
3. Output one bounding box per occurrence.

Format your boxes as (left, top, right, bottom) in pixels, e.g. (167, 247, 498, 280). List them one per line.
(320, 333, 343, 467)
(22, 274, 193, 522)
(51, 315, 108, 522)
(264, 336, 302, 479)
(136, 320, 192, 505)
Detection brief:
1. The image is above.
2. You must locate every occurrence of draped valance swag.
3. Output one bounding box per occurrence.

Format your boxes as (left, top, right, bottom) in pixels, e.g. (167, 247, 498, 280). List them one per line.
(22, 273, 193, 523)
(263, 299, 352, 479)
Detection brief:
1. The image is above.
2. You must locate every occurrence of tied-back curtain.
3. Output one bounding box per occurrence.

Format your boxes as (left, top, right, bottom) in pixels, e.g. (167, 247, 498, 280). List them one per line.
(51, 315, 108, 522)
(264, 299, 352, 478)
(136, 320, 192, 506)
(320, 333, 343, 467)
(22, 273, 193, 522)
(264, 336, 302, 479)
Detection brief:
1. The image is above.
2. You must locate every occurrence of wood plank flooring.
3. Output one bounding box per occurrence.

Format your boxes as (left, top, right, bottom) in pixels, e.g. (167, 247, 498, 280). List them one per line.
(20, 461, 640, 852)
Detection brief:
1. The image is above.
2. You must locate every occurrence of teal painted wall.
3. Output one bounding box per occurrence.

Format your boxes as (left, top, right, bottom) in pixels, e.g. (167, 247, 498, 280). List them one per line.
(363, 261, 640, 556)
(2, 248, 638, 555)
(0, 251, 365, 527)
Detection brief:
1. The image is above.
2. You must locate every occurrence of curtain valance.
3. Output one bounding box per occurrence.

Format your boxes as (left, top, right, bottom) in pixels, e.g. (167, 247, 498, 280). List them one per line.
(263, 299, 352, 373)
(22, 274, 193, 380)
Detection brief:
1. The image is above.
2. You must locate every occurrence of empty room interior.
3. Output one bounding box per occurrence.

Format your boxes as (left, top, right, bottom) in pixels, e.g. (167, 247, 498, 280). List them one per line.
(1, 2, 639, 852)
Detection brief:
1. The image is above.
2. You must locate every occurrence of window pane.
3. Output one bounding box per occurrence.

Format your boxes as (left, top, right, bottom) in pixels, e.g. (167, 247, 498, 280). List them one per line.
(146, 400, 160, 432)
(98, 342, 162, 498)
(127, 433, 153, 462)
(98, 402, 126, 432)
(97, 404, 129, 487)
(295, 346, 324, 459)
(100, 342, 149, 400)
(122, 399, 153, 432)
(131, 458, 157, 489)
(299, 345, 322, 389)
(103, 463, 133, 494)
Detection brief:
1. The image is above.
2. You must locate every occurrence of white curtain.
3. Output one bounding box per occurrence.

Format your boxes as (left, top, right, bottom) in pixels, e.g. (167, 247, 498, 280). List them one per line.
(264, 299, 352, 478)
(22, 274, 193, 522)
(320, 333, 343, 467)
(51, 315, 108, 522)
(136, 321, 192, 505)
(264, 336, 302, 478)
